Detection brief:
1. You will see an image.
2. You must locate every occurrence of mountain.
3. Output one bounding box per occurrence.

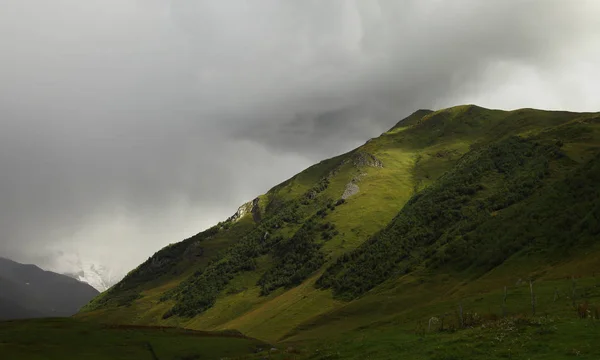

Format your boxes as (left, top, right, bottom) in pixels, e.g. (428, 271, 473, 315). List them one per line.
(79, 105, 600, 348)
(0, 257, 99, 320)
(63, 261, 119, 292)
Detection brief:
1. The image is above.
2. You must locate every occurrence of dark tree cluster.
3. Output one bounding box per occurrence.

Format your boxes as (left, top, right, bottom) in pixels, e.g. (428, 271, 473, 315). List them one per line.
(163, 194, 332, 318)
(257, 217, 326, 295)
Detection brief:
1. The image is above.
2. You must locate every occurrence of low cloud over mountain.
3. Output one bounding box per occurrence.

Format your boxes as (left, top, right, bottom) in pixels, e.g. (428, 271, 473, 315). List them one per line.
(1, 1, 599, 280)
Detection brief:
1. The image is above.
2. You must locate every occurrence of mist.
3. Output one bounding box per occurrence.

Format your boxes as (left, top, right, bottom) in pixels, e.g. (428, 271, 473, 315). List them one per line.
(1, 0, 599, 282)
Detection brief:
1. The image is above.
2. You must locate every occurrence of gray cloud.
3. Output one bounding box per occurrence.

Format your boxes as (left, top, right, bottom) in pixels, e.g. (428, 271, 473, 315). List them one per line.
(1, 0, 599, 278)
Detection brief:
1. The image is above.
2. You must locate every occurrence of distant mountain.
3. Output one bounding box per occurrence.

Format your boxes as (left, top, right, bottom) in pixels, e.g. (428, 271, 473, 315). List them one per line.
(63, 261, 118, 292)
(0, 257, 99, 320)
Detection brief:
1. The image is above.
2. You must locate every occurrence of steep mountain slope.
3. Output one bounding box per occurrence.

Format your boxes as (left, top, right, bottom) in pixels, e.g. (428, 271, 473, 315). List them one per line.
(79, 105, 600, 344)
(0, 257, 99, 319)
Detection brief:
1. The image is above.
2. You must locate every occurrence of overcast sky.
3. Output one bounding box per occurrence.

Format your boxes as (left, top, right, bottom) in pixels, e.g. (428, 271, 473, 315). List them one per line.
(1, 0, 599, 279)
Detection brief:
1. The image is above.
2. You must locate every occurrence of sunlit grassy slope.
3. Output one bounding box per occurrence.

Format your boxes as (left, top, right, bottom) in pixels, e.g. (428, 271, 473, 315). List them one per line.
(79, 105, 600, 357)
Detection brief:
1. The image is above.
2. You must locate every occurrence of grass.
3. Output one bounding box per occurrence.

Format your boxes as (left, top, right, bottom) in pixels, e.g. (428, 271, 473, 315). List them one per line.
(0, 318, 268, 360)
(15, 269, 600, 359)
(265, 267, 600, 359)
(272, 315, 600, 360)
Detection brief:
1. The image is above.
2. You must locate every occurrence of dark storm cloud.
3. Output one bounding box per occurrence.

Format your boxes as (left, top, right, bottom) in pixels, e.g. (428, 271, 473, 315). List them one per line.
(0, 0, 598, 277)
(225, 1, 600, 154)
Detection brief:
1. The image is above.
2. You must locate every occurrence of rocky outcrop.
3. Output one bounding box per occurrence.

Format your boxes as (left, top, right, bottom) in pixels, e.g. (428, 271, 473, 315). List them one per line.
(303, 152, 381, 203)
(227, 197, 261, 223)
(227, 203, 251, 223)
(342, 183, 359, 199)
(344, 151, 383, 168)
(341, 173, 367, 199)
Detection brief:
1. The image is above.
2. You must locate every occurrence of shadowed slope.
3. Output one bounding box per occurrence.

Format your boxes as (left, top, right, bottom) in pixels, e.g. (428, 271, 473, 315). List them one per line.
(0, 257, 99, 319)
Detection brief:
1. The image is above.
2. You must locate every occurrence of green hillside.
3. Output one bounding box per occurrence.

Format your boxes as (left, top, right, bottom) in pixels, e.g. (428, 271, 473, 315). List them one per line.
(78, 105, 600, 357)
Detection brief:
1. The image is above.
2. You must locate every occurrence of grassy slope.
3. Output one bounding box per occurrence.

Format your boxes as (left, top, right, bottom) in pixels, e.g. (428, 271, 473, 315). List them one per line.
(0, 318, 268, 360)
(271, 251, 600, 359)
(78, 105, 600, 357)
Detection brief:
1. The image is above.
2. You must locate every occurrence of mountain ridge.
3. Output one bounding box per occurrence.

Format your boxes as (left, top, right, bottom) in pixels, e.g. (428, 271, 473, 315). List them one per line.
(78, 105, 600, 345)
(0, 257, 99, 320)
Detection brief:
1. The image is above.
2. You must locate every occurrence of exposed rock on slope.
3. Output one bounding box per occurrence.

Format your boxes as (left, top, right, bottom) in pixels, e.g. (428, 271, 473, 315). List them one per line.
(228, 197, 262, 223)
(342, 173, 367, 199)
(347, 151, 383, 168)
(342, 182, 359, 199)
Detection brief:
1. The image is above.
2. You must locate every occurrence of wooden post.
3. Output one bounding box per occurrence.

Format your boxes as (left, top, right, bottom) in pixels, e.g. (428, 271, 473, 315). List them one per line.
(459, 303, 464, 328)
(554, 287, 559, 302)
(572, 277, 577, 308)
(530, 280, 536, 316)
(502, 286, 507, 317)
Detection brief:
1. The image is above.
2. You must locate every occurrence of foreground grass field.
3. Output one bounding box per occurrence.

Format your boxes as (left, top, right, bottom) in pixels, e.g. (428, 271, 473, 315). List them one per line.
(272, 316, 600, 360)
(0, 318, 268, 360)
(4, 302, 599, 360)
(272, 273, 600, 359)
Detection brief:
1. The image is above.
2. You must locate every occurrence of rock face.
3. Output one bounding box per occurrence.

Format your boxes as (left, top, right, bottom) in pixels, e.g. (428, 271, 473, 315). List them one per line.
(342, 183, 360, 199)
(227, 197, 261, 223)
(228, 203, 251, 223)
(345, 151, 383, 168)
(341, 173, 367, 200)
(250, 198, 262, 222)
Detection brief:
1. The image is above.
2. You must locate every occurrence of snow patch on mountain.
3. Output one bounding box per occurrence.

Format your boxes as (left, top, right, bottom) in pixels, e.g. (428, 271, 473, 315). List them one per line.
(46, 252, 122, 292)
(64, 262, 118, 292)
